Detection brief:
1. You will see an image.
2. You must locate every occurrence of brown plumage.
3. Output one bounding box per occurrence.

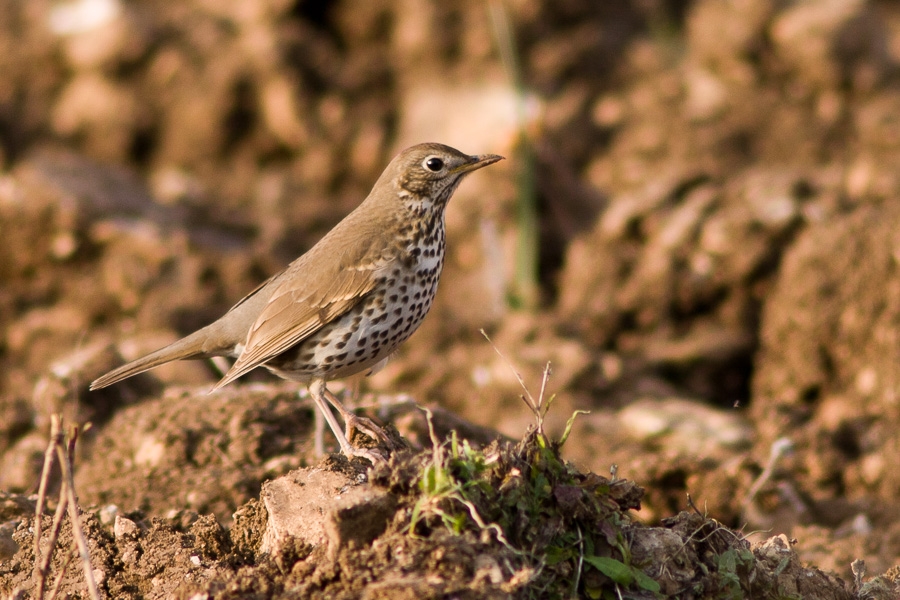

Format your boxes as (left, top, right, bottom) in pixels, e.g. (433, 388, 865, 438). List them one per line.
(91, 143, 503, 462)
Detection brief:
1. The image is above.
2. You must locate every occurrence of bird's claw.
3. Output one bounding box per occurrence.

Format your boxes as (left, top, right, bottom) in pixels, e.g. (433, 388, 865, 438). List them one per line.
(344, 414, 389, 445)
(347, 445, 387, 465)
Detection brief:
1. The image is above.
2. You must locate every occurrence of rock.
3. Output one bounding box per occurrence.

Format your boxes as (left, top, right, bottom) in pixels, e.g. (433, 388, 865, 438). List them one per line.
(0, 432, 49, 492)
(753, 534, 853, 600)
(0, 494, 32, 564)
(0, 521, 19, 561)
(0, 493, 36, 522)
(114, 515, 139, 539)
(325, 483, 397, 556)
(618, 397, 753, 455)
(629, 526, 697, 596)
(261, 467, 396, 559)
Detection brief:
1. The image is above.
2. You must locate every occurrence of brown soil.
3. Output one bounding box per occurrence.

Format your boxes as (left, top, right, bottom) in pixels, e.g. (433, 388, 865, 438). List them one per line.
(2, 0, 900, 598)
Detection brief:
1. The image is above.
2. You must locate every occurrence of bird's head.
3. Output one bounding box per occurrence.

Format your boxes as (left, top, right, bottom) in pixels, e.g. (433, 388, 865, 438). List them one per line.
(381, 142, 503, 207)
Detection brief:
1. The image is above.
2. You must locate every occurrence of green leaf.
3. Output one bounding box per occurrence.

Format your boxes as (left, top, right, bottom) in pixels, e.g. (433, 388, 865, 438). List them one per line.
(584, 585, 603, 600)
(448, 511, 467, 534)
(632, 568, 661, 592)
(543, 393, 557, 414)
(544, 545, 573, 566)
(423, 465, 437, 494)
(559, 410, 590, 446)
(774, 555, 791, 577)
(718, 548, 737, 572)
(532, 472, 549, 492)
(584, 556, 634, 586)
(408, 500, 423, 535)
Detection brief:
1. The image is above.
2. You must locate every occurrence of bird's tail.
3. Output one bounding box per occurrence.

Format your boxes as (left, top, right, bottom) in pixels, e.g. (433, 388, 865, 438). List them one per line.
(89, 329, 212, 390)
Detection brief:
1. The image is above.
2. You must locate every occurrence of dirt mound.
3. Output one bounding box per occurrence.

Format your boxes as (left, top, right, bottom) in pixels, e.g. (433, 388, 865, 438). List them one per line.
(6, 424, 890, 599)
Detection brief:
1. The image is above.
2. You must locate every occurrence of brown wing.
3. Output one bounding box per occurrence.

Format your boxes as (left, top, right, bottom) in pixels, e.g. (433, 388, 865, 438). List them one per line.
(212, 232, 391, 389)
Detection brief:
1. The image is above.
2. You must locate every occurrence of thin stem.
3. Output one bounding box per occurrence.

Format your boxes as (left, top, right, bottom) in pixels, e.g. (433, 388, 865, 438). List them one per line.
(55, 426, 101, 600)
(33, 415, 64, 599)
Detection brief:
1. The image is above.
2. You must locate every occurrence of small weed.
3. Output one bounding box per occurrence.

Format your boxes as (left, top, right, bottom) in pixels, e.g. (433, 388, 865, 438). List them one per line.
(715, 547, 756, 600)
(406, 351, 651, 599)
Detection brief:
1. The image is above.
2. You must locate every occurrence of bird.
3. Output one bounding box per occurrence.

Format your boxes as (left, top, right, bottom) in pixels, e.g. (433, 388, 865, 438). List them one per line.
(90, 142, 504, 462)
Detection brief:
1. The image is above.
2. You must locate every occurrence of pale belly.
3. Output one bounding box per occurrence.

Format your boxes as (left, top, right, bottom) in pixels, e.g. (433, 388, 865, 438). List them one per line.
(263, 256, 443, 383)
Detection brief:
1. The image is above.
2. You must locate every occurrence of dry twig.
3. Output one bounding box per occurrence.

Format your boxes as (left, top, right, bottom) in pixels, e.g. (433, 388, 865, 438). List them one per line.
(32, 416, 64, 598)
(30, 414, 101, 600)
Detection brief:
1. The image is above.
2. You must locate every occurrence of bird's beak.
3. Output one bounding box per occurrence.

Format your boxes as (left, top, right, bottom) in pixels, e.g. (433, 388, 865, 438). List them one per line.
(452, 153, 505, 174)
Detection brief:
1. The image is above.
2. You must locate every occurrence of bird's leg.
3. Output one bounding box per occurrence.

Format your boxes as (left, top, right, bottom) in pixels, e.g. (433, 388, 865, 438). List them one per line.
(310, 391, 326, 456)
(309, 380, 384, 464)
(322, 387, 391, 446)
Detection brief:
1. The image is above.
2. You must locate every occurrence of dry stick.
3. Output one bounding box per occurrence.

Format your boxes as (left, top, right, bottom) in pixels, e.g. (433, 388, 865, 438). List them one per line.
(480, 330, 535, 407)
(537, 362, 551, 414)
(66, 425, 79, 467)
(38, 481, 70, 593)
(54, 424, 101, 600)
(741, 437, 793, 515)
(480, 329, 545, 420)
(686, 493, 702, 516)
(47, 551, 75, 600)
(480, 330, 555, 433)
(572, 524, 584, 597)
(37, 421, 78, 594)
(33, 415, 64, 598)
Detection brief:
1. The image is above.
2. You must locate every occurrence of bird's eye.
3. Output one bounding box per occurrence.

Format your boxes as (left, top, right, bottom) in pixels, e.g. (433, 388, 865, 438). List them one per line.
(424, 157, 444, 172)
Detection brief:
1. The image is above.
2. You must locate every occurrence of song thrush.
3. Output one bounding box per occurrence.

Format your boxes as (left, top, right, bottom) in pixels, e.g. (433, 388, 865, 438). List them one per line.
(91, 143, 503, 462)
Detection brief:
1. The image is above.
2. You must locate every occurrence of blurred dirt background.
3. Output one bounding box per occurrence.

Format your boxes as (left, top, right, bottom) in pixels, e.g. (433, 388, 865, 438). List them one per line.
(2, 0, 900, 597)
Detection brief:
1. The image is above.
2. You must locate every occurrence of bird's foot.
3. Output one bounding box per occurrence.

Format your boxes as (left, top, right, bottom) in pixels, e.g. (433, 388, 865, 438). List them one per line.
(313, 383, 402, 464)
(323, 387, 401, 454)
(345, 444, 387, 465)
(344, 414, 390, 446)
